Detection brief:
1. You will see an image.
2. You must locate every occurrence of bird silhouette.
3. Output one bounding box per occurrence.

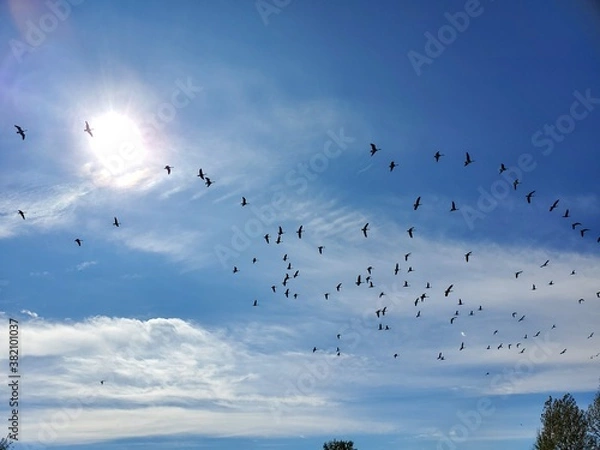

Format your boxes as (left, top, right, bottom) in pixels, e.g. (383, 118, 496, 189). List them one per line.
(318, 246, 324, 254)
(540, 259, 550, 268)
(499, 163, 507, 173)
(444, 284, 453, 297)
(336, 283, 342, 291)
(253, 300, 258, 306)
(580, 228, 590, 237)
(394, 263, 400, 275)
(197, 168, 205, 180)
(164, 165, 173, 174)
(113, 217, 120, 227)
(14, 125, 26, 140)
(413, 196, 422, 211)
(465, 251, 472, 262)
(513, 179, 520, 190)
(18, 210, 25, 220)
(434, 151, 444, 162)
(362, 223, 369, 238)
(84, 121, 94, 137)
(74, 238, 83, 246)
(549, 199, 559, 211)
(241, 197, 248, 206)
(404, 253, 411, 261)
(450, 201, 458, 212)
(515, 271, 523, 278)
(526, 191, 535, 203)
(296, 225, 303, 239)
(407, 227, 415, 238)
(464, 152, 474, 166)
(560, 348, 567, 354)
(370, 143, 380, 156)
(389, 161, 397, 171)
(572, 222, 582, 230)
(204, 177, 213, 187)
(563, 209, 570, 218)
(264, 234, 270, 244)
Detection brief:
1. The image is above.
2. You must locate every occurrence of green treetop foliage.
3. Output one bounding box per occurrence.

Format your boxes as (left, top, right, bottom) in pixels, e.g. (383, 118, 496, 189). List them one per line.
(586, 387, 600, 450)
(323, 439, 357, 450)
(533, 393, 589, 450)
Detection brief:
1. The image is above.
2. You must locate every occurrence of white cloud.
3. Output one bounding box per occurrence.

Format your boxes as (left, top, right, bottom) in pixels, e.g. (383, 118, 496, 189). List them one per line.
(75, 261, 97, 271)
(20, 309, 38, 318)
(29, 271, 51, 278)
(18, 316, 399, 445)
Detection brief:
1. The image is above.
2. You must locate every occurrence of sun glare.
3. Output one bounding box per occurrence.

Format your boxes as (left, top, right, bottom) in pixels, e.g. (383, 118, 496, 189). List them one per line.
(88, 112, 145, 177)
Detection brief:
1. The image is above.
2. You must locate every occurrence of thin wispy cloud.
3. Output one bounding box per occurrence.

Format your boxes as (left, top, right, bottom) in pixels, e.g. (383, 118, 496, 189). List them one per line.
(75, 260, 97, 271)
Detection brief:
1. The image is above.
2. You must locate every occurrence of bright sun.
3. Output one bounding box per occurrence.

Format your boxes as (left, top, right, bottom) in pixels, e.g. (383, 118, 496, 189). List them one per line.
(88, 112, 145, 176)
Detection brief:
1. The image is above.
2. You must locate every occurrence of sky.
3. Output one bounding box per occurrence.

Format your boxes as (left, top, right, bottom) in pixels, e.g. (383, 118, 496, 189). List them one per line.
(0, 0, 600, 449)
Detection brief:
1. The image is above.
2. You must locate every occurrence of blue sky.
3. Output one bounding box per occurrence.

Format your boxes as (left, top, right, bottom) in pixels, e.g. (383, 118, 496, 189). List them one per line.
(1, 0, 600, 449)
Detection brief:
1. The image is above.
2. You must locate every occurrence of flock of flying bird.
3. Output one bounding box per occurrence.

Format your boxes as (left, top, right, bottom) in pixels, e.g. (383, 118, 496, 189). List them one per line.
(8, 124, 600, 375)
(232, 142, 599, 365)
